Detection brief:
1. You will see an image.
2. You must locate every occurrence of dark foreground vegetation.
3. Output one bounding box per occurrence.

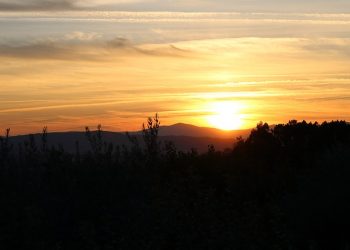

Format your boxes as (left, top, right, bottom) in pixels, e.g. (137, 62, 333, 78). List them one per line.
(1, 116, 350, 249)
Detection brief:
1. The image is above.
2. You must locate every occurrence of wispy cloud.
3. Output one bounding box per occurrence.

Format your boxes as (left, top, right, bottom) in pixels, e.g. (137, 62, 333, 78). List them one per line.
(0, 0, 81, 11)
(65, 0, 350, 13)
(1, 0, 350, 12)
(0, 34, 191, 60)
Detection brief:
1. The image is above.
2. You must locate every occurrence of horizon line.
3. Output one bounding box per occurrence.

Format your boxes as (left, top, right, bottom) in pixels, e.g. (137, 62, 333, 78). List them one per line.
(3, 119, 349, 137)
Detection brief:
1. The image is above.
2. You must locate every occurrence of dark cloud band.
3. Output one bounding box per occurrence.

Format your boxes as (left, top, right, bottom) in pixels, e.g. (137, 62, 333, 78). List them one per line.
(0, 0, 79, 11)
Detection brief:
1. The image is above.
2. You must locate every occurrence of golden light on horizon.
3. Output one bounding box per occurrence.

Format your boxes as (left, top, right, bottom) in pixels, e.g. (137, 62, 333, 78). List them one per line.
(1, 11, 350, 134)
(206, 101, 244, 131)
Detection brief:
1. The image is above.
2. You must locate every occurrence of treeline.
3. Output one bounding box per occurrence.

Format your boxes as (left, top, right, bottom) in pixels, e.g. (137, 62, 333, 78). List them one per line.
(1, 117, 350, 249)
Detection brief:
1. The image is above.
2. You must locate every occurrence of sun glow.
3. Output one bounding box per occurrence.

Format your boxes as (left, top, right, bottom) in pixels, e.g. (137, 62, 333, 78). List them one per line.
(207, 101, 244, 131)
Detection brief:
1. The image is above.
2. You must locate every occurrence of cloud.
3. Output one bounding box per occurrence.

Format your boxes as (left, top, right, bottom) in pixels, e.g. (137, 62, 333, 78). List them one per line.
(64, 31, 102, 41)
(301, 38, 350, 58)
(88, 0, 350, 12)
(0, 35, 192, 60)
(0, 40, 89, 60)
(0, 0, 80, 11)
(1, 0, 350, 12)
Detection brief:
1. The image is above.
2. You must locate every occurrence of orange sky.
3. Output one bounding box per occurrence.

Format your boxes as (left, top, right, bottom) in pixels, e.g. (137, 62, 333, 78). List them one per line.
(1, 12, 350, 134)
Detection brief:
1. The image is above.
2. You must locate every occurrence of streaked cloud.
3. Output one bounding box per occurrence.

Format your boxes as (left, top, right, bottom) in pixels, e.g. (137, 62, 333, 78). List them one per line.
(0, 35, 191, 60)
(87, 0, 350, 12)
(0, 0, 350, 12)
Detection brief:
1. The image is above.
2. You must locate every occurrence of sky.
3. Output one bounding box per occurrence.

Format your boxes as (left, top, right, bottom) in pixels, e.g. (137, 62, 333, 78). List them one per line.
(0, 1, 350, 134)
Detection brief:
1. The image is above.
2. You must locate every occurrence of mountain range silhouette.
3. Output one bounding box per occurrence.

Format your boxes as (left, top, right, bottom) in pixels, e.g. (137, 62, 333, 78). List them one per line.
(8, 123, 251, 153)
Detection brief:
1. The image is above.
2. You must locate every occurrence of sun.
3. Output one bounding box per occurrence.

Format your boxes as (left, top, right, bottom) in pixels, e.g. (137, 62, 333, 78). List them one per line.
(207, 101, 244, 130)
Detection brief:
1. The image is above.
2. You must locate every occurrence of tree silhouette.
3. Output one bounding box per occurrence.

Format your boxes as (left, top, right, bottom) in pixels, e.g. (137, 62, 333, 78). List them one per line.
(142, 113, 160, 163)
(0, 128, 12, 166)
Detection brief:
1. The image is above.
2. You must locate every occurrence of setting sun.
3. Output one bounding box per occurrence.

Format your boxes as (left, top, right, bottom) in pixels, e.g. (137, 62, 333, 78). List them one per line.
(207, 101, 244, 131)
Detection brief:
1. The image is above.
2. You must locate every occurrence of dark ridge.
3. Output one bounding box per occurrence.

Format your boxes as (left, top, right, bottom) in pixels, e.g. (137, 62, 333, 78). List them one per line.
(8, 123, 250, 153)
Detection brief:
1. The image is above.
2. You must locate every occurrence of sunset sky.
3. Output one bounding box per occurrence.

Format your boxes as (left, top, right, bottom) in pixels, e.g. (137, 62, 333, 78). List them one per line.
(1, 0, 350, 134)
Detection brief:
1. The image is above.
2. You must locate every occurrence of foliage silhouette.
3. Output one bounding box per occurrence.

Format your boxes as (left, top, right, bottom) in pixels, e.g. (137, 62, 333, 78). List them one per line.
(0, 118, 350, 249)
(142, 113, 161, 163)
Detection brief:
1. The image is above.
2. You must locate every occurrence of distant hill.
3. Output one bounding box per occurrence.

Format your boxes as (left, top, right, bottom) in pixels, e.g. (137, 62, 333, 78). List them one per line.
(157, 123, 251, 139)
(8, 123, 251, 153)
